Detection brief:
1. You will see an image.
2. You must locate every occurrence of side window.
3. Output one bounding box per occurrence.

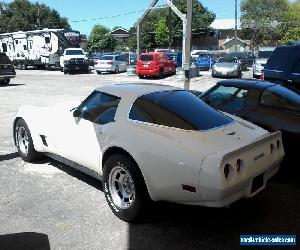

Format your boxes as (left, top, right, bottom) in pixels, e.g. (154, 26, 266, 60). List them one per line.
(260, 89, 300, 110)
(15, 40, 18, 45)
(115, 56, 120, 61)
(23, 45, 27, 50)
(79, 92, 120, 125)
(203, 86, 248, 111)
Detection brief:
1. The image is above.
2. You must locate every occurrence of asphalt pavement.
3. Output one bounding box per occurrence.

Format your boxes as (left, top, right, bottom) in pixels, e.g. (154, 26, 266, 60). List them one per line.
(0, 69, 299, 250)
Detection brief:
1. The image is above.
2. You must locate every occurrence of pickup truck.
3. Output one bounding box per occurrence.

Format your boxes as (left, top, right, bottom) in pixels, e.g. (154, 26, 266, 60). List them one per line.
(60, 48, 90, 74)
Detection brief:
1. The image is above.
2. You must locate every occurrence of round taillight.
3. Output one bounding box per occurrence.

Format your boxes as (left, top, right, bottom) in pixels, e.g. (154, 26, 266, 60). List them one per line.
(224, 164, 230, 179)
(270, 143, 276, 154)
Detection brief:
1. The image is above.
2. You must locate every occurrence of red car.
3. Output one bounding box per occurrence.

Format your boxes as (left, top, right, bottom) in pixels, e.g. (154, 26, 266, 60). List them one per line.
(136, 52, 176, 78)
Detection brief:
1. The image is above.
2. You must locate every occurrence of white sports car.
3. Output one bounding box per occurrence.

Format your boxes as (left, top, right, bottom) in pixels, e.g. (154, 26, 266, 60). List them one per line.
(14, 83, 284, 222)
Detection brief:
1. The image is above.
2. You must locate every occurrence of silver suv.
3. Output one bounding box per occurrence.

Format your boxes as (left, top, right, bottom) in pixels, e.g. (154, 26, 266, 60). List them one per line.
(253, 47, 275, 78)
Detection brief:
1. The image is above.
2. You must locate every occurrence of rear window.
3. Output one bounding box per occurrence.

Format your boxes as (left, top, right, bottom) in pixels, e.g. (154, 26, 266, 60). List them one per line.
(265, 47, 295, 71)
(140, 55, 153, 61)
(102, 56, 114, 60)
(129, 90, 233, 131)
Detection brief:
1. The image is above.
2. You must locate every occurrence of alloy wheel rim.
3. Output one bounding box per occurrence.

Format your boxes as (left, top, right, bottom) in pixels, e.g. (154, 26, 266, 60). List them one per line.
(109, 165, 135, 209)
(17, 127, 29, 155)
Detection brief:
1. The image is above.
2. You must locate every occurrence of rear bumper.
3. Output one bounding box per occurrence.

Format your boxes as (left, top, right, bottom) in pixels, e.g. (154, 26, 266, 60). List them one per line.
(186, 161, 279, 207)
(137, 68, 160, 77)
(95, 66, 114, 72)
(0, 74, 16, 79)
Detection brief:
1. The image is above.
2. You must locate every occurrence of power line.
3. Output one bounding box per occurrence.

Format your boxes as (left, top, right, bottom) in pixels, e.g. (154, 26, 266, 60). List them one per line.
(70, 5, 167, 23)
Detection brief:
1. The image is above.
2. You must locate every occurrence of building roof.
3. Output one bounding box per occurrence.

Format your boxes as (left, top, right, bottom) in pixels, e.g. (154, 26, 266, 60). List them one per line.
(210, 19, 241, 30)
(223, 37, 246, 48)
(109, 28, 129, 35)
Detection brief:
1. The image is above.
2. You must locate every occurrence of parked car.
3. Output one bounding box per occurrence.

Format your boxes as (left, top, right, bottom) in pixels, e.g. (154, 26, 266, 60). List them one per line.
(167, 52, 182, 68)
(63, 58, 91, 74)
(225, 52, 252, 71)
(198, 79, 300, 157)
(262, 44, 300, 87)
(13, 83, 283, 222)
(0, 52, 16, 85)
(253, 47, 275, 78)
(94, 54, 127, 74)
(60, 48, 89, 74)
(136, 52, 176, 78)
(212, 57, 242, 78)
(194, 53, 215, 70)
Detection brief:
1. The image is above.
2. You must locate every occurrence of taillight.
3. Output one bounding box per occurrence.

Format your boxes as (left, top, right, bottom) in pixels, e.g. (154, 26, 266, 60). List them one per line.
(270, 143, 275, 154)
(107, 61, 113, 65)
(260, 73, 264, 80)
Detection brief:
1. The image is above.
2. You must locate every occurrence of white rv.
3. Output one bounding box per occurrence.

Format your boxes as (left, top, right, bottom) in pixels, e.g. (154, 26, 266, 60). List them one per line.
(0, 28, 81, 69)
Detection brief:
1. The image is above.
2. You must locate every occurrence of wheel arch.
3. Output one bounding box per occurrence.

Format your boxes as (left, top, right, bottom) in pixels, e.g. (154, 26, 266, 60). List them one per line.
(102, 146, 151, 199)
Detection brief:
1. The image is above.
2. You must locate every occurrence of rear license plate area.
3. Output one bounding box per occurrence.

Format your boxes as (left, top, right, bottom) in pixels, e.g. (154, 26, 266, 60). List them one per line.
(251, 173, 264, 193)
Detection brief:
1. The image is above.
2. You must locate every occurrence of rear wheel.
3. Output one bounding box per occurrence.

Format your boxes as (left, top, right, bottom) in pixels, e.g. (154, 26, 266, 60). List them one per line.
(103, 154, 149, 222)
(159, 68, 164, 78)
(0, 79, 10, 86)
(15, 119, 42, 162)
(63, 67, 68, 74)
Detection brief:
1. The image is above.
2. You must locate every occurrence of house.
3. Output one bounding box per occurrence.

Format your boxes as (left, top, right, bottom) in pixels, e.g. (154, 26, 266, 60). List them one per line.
(191, 19, 250, 51)
(109, 28, 129, 45)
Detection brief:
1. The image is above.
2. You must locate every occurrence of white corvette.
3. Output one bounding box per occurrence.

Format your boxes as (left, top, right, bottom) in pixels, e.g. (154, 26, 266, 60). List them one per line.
(14, 83, 284, 222)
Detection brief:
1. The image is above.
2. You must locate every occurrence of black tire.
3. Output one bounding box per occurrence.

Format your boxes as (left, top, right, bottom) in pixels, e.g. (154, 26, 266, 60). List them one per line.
(63, 68, 68, 75)
(115, 66, 119, 74)
(159, 68, 164, 78)
(138, 75, 143, 79)
(15, 119, 42, 162)
(0, 79, 10, 86)
(60, 67, 64, 72)
(103, 154, 149, 222)
(96, 71, 101, 75)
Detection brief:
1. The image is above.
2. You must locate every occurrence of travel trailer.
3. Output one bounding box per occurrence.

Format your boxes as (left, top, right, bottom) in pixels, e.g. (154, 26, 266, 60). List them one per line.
(0, 28, 81, 69)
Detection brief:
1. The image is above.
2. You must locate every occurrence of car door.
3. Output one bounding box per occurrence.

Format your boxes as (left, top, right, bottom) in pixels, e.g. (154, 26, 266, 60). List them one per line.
(57, 91, 120, 174)
(115, 55, 126, 71)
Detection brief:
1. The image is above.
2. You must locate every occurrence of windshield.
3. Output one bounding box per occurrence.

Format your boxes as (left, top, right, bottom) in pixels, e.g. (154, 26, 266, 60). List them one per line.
(129, 90, 233, 131)
(218, 57, 237, 63)
(65, 50, 84, 55)
(257, 50, 274, 58)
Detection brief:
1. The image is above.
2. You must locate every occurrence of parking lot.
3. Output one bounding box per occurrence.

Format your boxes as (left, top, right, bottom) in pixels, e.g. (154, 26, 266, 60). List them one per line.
(0, 69, 299, 250)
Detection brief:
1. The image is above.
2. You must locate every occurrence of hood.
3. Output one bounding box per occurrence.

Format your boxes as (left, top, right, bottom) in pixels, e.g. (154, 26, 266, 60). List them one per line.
(215, 62, 237, 68)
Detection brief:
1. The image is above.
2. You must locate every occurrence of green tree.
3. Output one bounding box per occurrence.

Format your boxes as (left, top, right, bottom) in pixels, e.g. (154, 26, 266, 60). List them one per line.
(155, 19, 169, 47)
(0, 0, 70, 32)
(281, 0, 300, 44)
(87, 24, 110, 51)
(99, 34, 118, 51)
(240, 0, 289, 48)
(128, 0, 215, 51)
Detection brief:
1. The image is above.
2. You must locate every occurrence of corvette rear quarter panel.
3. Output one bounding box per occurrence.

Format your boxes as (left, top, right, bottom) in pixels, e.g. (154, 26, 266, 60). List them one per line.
(106, 122, 205, 203)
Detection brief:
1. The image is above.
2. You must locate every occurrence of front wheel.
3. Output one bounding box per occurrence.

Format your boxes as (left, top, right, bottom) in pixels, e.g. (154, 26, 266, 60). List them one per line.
(15, 119, 42, 162)
(103, 154, 149, 222)
(0, 79, 10, 86)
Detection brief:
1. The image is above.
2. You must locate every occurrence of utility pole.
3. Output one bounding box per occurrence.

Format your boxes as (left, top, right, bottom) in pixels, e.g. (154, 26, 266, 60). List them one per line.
(37, 7, 41, 29)
(234, 0, 238, 52)
(183, 0, 192, 90)
(168, 7, 172, 49)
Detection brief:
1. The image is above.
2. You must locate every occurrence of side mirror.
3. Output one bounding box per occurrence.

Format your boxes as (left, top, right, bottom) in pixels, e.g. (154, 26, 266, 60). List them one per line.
(73, 109, 81, 118)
